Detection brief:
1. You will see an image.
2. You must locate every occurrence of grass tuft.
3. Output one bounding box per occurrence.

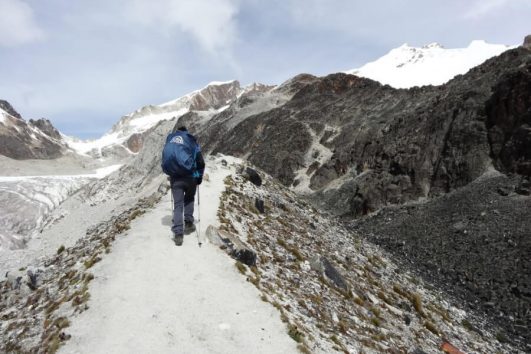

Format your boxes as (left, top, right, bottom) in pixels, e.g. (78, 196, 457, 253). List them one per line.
(425, 321, 439, 336)
(288, 324, 305, 343)
(235, 261, 247, 274)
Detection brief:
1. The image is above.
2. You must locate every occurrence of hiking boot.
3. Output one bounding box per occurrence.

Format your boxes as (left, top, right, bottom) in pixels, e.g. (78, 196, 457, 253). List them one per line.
(173, 233, 184, 246)
(184, 221, 196, 235)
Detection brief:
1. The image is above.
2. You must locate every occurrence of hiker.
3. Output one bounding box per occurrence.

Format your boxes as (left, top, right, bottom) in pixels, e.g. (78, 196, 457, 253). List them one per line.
(161, 126, 205, 246)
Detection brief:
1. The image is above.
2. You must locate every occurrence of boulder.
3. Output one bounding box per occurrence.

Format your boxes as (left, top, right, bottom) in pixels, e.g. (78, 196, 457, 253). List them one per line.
(126, 133, 144, 153)
(206, 225, 257, 266)
(255, 198, 265, 213)
(244, 167, 262, 186)
(310, 256, 349, 291)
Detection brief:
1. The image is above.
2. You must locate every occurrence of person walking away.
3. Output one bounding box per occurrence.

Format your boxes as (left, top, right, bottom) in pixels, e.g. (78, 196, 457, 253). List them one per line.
(161, 126, 205, 246)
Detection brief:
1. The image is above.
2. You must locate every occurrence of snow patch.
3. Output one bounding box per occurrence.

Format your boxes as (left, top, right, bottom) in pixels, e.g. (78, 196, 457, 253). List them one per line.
(347, 40, 514, 88)
(292, 125, 336, 194)
(0, 108, 6, 124)
(0, 164, 122, 182)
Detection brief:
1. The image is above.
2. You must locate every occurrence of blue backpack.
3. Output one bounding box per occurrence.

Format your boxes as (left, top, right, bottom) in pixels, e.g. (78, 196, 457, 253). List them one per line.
(161, 131, 200, 177)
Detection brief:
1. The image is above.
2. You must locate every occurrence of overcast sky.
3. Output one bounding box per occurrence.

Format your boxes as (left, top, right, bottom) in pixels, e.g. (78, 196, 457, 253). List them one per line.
(0, 0, 529, 138)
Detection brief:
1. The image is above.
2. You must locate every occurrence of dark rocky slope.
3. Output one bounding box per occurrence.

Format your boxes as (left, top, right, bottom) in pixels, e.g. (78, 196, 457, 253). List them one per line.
(353, 172, 531, 346)
(194, 44, 531, 349)
(204, 47, 530, 218)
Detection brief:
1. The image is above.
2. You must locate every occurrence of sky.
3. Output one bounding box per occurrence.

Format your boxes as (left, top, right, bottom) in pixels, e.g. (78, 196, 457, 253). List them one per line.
(0, 0, 529, 139)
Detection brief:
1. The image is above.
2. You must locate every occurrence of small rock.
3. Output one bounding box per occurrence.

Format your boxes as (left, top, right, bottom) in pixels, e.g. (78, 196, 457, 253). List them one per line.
(59, 332, 71, 341)
(386, 304, 403, 317)
(367, 293, 380, 304)
(205, 225, 225, 247)
(255, 198, 265, 213)
(232, 248, 256, 267)
(516, 179, 530, 195)
(497, 186, 511, 196)
(452, 221, 467, 233)
(26, 269, 40, 290)
(310, 256, 349, 291)
(5, 271, 23, 290)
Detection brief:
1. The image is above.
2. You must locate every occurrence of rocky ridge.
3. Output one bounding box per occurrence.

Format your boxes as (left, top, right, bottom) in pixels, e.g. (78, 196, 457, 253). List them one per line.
(0, 101, 68, 160)
(209, 162, 520, 353)
(203, 47, 531, 218)
(68, 81, 273, 159)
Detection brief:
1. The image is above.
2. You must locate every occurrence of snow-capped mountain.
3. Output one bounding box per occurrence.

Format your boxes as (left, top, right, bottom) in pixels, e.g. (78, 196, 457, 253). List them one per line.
(66, 80, 273, 157)
(347, 40, 513, 88)
(0, 100, 68, 160)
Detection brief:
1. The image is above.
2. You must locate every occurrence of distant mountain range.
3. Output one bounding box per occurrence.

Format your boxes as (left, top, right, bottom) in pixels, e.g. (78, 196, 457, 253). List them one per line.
(62, 80, 272, 159)
(0, 40, 513, 161)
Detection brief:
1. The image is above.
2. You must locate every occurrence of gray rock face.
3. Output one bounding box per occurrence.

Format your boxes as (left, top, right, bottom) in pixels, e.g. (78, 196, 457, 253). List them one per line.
(0, 100, 22, 119)
(29, 118, 62, 140)
(523, 34, 531, 50)
(0, 101, 66, 160)
(188, 81, 241, 111)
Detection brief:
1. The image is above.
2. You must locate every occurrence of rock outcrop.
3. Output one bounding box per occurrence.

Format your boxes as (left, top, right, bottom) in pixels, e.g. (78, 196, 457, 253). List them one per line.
(29, 118, 62, 140)
(0, 101, 67, 160)
(523, 34, 531, 50)
(0, 100, 22, 119)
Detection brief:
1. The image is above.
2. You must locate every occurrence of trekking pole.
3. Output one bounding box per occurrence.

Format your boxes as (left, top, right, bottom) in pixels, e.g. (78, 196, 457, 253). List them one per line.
(196, 185, 202, 247)
(170, 181, 174, 224)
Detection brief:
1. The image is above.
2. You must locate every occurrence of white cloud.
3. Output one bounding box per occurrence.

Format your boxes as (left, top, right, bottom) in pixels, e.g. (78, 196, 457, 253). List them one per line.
(125, 0, 240, 54)
(0, 0, 44, 46)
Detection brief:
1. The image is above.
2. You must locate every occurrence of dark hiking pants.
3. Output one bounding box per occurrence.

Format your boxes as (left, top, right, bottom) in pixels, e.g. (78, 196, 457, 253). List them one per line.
(170, 177, 197, 235)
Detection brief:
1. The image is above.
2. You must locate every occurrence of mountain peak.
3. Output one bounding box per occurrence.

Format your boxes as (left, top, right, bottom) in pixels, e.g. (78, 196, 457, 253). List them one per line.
(346, 40, 513, 88)
(422, 42, 444, 49)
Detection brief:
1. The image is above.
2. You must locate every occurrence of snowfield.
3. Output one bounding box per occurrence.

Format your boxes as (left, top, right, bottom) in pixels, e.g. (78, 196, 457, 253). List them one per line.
(347, 40, 513, 88)
(0, 165, 122, 251)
